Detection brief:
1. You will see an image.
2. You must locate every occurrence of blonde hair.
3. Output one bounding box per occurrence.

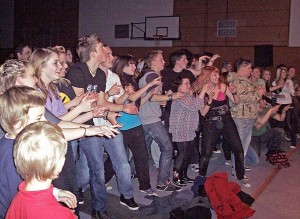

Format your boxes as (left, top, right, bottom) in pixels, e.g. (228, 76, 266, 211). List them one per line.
(29, 48, 60, 100)
(52, 45, 71, 86)
(0, 59, 35, 95)
(52, 45, 66, 54)
(192, 66, 220, 93)
(140, 50, 163, 76)
(13, 121, 67, 182)
(77, 34, 101, 62)
(0, 86, 46, 136)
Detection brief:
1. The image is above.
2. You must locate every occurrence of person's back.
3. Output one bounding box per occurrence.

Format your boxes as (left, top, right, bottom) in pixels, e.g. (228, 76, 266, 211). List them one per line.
(0, 137, 20, 219)
(6, 183, 75, 219)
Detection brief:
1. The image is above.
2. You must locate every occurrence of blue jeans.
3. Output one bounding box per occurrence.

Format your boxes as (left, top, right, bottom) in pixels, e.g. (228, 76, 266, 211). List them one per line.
(233, 118, 256, 157)
(245, 145, 259, 166)
(143, 121, 173, 185)
(231, 118, 255, 174)
(71, 140, 90, 191)
(79, 134, 132, 211)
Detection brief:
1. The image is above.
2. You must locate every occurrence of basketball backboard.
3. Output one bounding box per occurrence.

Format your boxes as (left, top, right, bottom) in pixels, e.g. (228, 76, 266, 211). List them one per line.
(144, 16, 180, 40)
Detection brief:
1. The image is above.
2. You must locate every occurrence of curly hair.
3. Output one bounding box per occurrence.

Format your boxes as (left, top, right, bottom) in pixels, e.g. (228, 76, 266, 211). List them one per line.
(0, 59, 34, 95)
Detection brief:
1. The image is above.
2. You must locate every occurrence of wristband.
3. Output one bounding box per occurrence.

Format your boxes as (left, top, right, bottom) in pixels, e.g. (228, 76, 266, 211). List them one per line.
(103, 110, 109, 120)
(106, 91, 112, 97)
(168, 94, 173, 101)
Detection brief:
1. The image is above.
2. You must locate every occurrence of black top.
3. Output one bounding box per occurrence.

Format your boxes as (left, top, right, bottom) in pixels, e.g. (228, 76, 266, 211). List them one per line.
(56, 81, 76, 103)
(121, 73, 141, 108)
(161, 68, 196, 94)
(205, 98, 231, 118)
(66, 62, 106, 125)
(161, 68, 195, 110)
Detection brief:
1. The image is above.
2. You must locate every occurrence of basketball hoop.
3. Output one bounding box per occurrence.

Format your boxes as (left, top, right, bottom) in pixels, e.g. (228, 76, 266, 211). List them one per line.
(153, 34, 166, 46)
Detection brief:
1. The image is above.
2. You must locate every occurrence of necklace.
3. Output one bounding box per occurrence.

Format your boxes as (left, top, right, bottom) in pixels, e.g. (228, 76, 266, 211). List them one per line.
(87, 64, 97, 76)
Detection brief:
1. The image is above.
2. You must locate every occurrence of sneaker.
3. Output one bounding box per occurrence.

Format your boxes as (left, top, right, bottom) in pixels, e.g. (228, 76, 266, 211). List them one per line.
(245, 166, 251, 171)
(182, 176, 195, 183)
(191, 164, 199, 172)
(105, 183, 112, 190)
(213, 149, 222, 154)
(243, 175, 249, 181)
(78, 190, 84, 205)
(157, 180, 182, 192)
(120, 195, 139, 210)
(92, 210, 114, 219)
(173, 178, 187, 187)
(232, 173, 249, 181)
(290, 145, 296, 149)
(140, 188, 158, 197)
(239, 179, 251, 188)
(131, 173, 137, 179)
(225, 160, 232, 166)
(284, 133, 291, 141)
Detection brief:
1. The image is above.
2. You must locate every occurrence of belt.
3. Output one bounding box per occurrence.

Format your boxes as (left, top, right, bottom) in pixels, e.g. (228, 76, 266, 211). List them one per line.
(206, 116, 222, 121)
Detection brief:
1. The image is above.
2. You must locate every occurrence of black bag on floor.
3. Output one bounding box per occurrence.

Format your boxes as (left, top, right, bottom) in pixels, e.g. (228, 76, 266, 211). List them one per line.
(169, 196, 211, 219)
(169, 205, 211, 219)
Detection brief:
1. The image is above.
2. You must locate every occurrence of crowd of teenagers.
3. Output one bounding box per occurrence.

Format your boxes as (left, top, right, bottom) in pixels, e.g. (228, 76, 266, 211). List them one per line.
(0, 33, 299, 219)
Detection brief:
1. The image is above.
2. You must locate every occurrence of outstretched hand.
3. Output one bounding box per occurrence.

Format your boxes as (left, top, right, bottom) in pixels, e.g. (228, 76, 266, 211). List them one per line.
(92, 105, 110, 117)
(107, 111, 122, 125)
(57, 190, 77, 209)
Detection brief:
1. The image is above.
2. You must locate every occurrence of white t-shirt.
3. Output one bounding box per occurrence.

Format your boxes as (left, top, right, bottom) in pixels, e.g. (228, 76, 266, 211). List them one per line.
(93, 69, 124, 126)
(272, 79, 294, 104)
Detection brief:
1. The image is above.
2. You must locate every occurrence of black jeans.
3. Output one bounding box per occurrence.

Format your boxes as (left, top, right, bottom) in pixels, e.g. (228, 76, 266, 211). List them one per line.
(222, 138, 232, 160)
(284, 108, 298, 146)
(199, 115, 245, 180)
(174, 140, 194, 175)
(104, 125, 151, 190)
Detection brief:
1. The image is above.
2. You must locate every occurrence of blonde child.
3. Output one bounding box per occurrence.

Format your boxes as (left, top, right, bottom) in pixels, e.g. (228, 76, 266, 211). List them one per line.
(6, 121, 76, 218)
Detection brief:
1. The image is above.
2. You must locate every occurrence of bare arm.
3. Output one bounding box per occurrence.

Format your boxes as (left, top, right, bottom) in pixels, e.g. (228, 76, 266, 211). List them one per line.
(199, 84, 213, 116)
(254, 105, 280, 129)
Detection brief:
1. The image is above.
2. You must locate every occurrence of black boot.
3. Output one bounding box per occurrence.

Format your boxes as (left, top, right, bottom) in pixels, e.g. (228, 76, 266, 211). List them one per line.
(173, 170, 187, 186)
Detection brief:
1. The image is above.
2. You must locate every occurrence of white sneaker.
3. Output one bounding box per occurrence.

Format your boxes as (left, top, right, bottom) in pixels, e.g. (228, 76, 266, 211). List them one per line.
(191, 164, 199, 172)
(239, 179, 251, 188)
(290, 145, 296, 149)
(225, 160, 232, 166)
(213, 149, 222, 154)
(105, 183, 112, 190)
(245, 166, 252, 171)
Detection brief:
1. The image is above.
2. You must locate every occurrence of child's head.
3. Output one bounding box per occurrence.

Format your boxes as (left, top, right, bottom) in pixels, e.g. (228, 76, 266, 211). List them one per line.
(0, 86, 46, 136)
(0, 59, 37, 94)
(13, 121, 67, 182)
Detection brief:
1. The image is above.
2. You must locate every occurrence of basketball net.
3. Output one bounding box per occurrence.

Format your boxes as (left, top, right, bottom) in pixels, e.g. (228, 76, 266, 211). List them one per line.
(153, 35, 165, 46)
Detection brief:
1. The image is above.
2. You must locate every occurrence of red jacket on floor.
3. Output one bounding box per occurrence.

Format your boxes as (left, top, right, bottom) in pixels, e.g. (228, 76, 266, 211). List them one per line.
(204, 172, 255, 219)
